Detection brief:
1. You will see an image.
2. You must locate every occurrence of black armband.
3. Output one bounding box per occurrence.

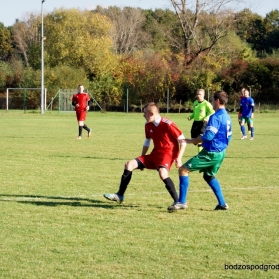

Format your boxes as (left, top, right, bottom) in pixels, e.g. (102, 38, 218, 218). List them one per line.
(251, 106, 254, 113)
(72, 101, 76, 106)
(87, 99, 92, 106)
(239, 106, 243, 113)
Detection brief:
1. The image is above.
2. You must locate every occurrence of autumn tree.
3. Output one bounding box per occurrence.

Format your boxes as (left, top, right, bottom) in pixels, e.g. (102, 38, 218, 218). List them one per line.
(170, 0, 240, 66)
(12, 15, 41, 68)
(95, 6, 151, 54)
(43, 9, 115, 74)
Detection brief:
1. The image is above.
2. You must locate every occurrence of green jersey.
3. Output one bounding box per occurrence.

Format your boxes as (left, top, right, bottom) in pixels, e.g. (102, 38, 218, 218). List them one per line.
(189, 100, 214, 121)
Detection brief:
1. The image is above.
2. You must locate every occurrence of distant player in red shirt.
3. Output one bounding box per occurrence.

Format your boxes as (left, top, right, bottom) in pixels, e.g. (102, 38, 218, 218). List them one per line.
(104, 102, 187, 210)
(72, 85, 92, 139)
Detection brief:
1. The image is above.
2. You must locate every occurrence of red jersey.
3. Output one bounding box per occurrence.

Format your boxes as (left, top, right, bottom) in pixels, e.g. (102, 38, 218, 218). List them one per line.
(72, 93, 90, 111)
(145, 117, 182, 160)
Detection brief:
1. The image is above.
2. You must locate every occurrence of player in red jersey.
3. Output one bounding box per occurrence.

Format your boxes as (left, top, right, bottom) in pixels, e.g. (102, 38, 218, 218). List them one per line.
(104, 102, 187, 210)
(72, 85, 92, 139)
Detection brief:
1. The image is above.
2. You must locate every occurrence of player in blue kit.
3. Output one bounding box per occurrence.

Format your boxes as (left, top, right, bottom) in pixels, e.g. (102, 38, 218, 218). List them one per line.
(240, 88, 255, 140)
(168, 90, 232, 212)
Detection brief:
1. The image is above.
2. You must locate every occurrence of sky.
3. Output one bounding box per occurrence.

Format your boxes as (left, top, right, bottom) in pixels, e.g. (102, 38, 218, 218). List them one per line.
(1, 0, 278, 27)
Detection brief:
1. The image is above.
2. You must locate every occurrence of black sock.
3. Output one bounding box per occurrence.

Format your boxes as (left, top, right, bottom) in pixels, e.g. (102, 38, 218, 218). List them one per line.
(83, 124, 90, 132)
(117, 170, 132, 196)
(163, 177, 178, 202)
(78, 126, 83, 136)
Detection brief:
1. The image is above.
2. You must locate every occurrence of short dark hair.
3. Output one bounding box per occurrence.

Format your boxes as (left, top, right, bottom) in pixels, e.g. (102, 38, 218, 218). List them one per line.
(213, 91, 228, 105)
(144, 102, 160, 113)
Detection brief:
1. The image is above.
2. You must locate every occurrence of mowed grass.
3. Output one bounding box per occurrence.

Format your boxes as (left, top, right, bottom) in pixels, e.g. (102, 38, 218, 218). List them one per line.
(0, 110, 279, 279)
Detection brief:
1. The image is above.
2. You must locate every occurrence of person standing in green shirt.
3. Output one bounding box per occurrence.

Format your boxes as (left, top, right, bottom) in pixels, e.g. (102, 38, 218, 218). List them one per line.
(187, 89, 215, 152)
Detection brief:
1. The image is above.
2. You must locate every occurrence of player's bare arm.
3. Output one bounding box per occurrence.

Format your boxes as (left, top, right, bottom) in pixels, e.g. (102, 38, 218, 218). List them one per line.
(141, 145, 149, 156)
(175, 134, 187, 168)
(141, 138, 151, 156)
(181, 135, 203, 145)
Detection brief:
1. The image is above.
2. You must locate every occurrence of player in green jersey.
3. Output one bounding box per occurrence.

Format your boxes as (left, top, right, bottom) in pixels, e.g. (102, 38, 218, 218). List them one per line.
(187, 89, 215, 152)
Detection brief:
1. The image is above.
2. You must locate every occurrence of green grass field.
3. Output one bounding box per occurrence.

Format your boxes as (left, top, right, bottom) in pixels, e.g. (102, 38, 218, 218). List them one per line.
(0, 110, 278, 279)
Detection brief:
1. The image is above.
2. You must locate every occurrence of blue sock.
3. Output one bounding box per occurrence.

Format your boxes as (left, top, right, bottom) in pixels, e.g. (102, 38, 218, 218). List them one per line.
(178, 176, 189, 204)
(241, 125, 246, 136)
(207, 178, 226, 206)
(250, 127, 254, 137)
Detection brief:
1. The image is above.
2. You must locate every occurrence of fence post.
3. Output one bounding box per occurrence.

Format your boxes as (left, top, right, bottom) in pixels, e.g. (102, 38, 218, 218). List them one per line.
(6, 88, 8, 110)
(126, 88, 129, 113)
(167, 88, 169, 113)
(24, 89, 26, 113)
(58, 89, 61, 113)
(179, 100, 181, 113)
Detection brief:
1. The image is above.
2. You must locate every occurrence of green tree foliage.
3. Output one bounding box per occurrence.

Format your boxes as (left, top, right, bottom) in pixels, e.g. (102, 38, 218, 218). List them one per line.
(4, 58, 24, 88)
(0, 23, 12, 61)
(234, 9, 261, 41)
(142, 8, 182, 53)
(235, 9, 279, 56)
(44, 8, 116, 77)
(243, 59, 279, 102)
(220, 58, 279, 102)
(264, 10, 279, 52)
(21, 65, 89, 100)
(89, 70, 124, 108)
(0, 61, 12, 88)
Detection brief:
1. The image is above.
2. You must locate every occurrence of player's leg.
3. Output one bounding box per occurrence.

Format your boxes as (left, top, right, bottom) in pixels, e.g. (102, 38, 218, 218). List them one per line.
(167, 163, 190, 212)
(178, 167, 189, 205)
(248, 118, 254, 140)
(247, 122, 251, 134)
(83, 123, 91, 132)
(240, 117, 247, 139)
(177, 148, 214, 205)
(238, 114, 242, 134)
(76, 111, 86, 139)
(78, 127, 83, 139)
(203, 151, 228, 210)
(82, 114, 92, 137)
(78, 112, 92, 138)
(78, 120, 84, 138)
(157, 167, 179, 204)
(203, 174, 228, 210)
(192, 121, 203, 153)
(103, 158, 142, 203)
(148, 153, 182, 211)
(75, 109, 84, 139)
(198, 122, 207, 152)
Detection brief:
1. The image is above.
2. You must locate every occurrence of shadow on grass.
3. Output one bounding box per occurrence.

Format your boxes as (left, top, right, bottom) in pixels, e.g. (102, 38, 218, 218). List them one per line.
(226, 156, 279, 159)
(0, 194, 139, 209)
(51, 155, 126, 160)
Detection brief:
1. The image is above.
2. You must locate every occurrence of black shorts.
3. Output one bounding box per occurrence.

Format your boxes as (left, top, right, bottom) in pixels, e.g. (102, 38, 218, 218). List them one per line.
(191, 121, 207, 138)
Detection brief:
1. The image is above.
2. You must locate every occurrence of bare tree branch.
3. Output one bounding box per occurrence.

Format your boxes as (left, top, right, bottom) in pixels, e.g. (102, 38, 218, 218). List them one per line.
(170, 0, 239, 65)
